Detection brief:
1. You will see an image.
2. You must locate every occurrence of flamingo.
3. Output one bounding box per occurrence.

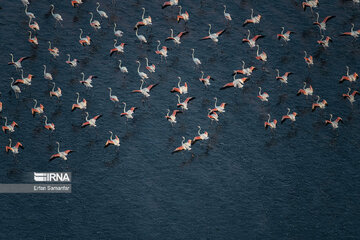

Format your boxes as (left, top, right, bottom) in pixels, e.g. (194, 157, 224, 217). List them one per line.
(211, 97, 226, 113)
(208, 109, 219, 122)
(312, 96, 328, 111)
(233, 61, 256, 76)
(120, 102, 136, 119)
(220, 73, 248, 89)
(118, 60, 128, 73)
(79, 28, 91, 46)
(281, 108, 297, 123)
(50, 4, 63, 23)
(304, 51, 313, 67)
(48, 41, 59, 58)
(136, 61, 148, 79)
(223, 5, 232, 21)
(31, 99, 44, 116)
(162, 0, 179, 9)
(43, 115, 55, 131)
(171, 77, 188, 94)
(43, 65, 53, 81)
(257, 87, 269, 102)
(28, 17, 40, 31)
(243, 9, 261, 26)
(192, 126, 209, 144)
(82, 112, 102, 128)
(155, 40, 168, 60)
(340, 66, 358, 83)
(302, 0, 319, 11)
(165, 29, 188, 45)
(24, 4, 35, 19)
(191, 48, 201, 66)
(297, 82, 313, 96)
(132, 79, 158, 98)
(264, 114, 277, 129)
(108, 87, 119, 103)
(2, 117, 18, 133)
(275, 69, 292, 84)
(71, 0, 83, 7)
(342, 88, 359, 104)
(313, 13, 335, 33)
(177, 6, 189, 23)
(6, 139, 23, 155)
(145, 58, 156, 73)
(201, 24, 225, 43)
(317, 35, 332, 48)
(89, 12, 101, 30)
(96, 2, 108, 18)
(49, 82, 62, 99)
(172, 136, 192, 153)
(105, 131, 120, 148)
(10, 78, 21, 99)
(80, 72, 97, 88)
(165, 109, 182, 125)
(72, 92, 87, 111)
(110, 40, 126, 56)
(8, 53, 29, 69)
(21, 0, 29, 6)
(277, 27, 294, 42)
(28, 31, 38, 45)
(113, 23, 123, 38)
(242, 30, 263, 48)
(340, 23, 360, 38)
(255, 45, 267, 61)
(49, 142, 74, 161)
(15, 69, 33, 85)
(199, 71, 213, 86)
(325, 114, 343, 129)
(134, 7, 152, 29)
(176, 94, 195, 110)
(135, 27, 147, 43)
(66, 54, 78, 67)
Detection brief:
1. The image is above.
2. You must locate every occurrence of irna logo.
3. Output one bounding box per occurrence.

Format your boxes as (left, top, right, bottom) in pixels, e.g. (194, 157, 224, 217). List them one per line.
(34, 172, 71, 182)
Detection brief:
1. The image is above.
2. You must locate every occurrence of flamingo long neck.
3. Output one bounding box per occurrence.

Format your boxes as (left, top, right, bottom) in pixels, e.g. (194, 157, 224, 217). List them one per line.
(136, 28, 139, 37)
(351, 24, 354, 32)
(198, 126, 201, 135)
(214, 98, 218, 107)
(157, 41, 161, 51)
(208, 24, 212, 35)
(110, 132, 113, 141)
(113, 24, 116, 33)
(224, 5, 226, 14)
(49, 41, 51, 49)
(145, 58, 149, 66)
(247, 30, 250, 39)
(316, 13, 319, 23)
(347, 88, 351, 95)
(256, 45, 259, 55)
(329, 114, 333, 122)
(4, 117, 7, 126)
(81, 73, 85, 81)
(52, 83, 55, 92)
(34, 100, 37, 108)
(29, 31, 32, 39)
(119, 60, 122, 68)
(10, 54, 14, 63)
(276, 69, 280, 77)
(181, 138, 185, 145)
(76, 93, 80, 104)
(11, 78, 14, 86)
(242, 61, 245, 69)
(79, 29, 83, 39)
(123, 103, 127, 112)
(281, 27, 284, 35)
(21, 69, 24, 79)
(170, 29, 174, 38)
(267, 114, 271, 122)
(316, 96, 320, 103)
(114, 40, 117, 48)
(303, 82, 306, 89)
(304, 51, 307, 58)
(201, 72, 204, 79)
(43, 66, 46, 75)
(96, 4, 100, 12)
(25, 5, 28, 13)
(45, 116, 48, 125)
(57, 142, 60, 153)
(142, 8, 145, 20)
(346, 66, 350, 76)
(8, 139, 12, 147)
(167, 109, 170, 116)
(251, 9, 254, 18)
(259, 87, 262, 95)
(51, 6, 54, 16)
(28, 17, 31, 26)
(287, 108, 290, 115)
(85, 113, 89, 121)
(137, 62, 141, 73)
(179, 6, 182, 15)
(109, 88, 112, 97)
(192, 49, 195, 59)
(177, 94, 180, 104)
(90, 13, 93, 24)
(140, 80, 144, 90)
(178, 78, 181, 87)
(67, 54, 71, 62)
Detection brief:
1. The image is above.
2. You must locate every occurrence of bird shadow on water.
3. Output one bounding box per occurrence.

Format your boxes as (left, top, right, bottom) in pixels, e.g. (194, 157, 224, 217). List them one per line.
(103, 152, 120, 168)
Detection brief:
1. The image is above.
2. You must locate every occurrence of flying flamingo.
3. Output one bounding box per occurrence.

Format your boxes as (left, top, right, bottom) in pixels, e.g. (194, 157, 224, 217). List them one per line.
(302, 0, 319, 11)
(50, 4, 63, 23)
(340, 23, 360, 38)
(136, 60, 148, 79)
(342, 87, 359, 104)
(201, 24, 226, 43)
(49, 82, 62, 99)
(48, 41, 59, 58)
(2, 117, 18, 133)
(243, 9, 261, 26)
(15, 69, 33, 85)
(66, 54, 78, 67)
(317, 35, 332, 48)
(89, 12, 101, 30)
(176, 94, 195, 110)
(135, 27, 147, 43)
(105, 131, 120, 148)
(118, 60, 128, 73)
(110, 40, 126, 56)
(96, 2, 108, 18)
(162, 0, 179, 9)
(31, 99, 44, 116)
(165, 109, 182, 125)
(281, 108, 297, 123)
(223, 5, 232, 21)
(81, 112, 102, 128)
(6, 139, 23, 155)
(28, 31, 38, 45)
(145, 58, 156, 73)
(255, 45, 267, 61)
(304, 51, 313, 67)
(211, 97, 226, 113)
(312, 96, 328, 111)
(199, 71, 213, 86)
(79, 28, 91, 46)
(8, 53, 29, 69)
(132, 79, 158, 98)
(277, 27, 294, 42)
(325, 114, 343, 129)
(264, 114, 277, 129)
(220, 73, 248, 89)
(72, 92, 87, 111)
(242, 30, 263, 48)
(113, 23, 123, 38)
(191, 48, 201, 66)
(208, 109, 219, 122)
(43, 65, 53, 80)
(171, 77, 188, 94)
(10, 78, 21, 98)
(177, 6, 189, 23)
(71, 0, 83, 7)
(192, 126, 209, 143)
(80, 72, 97, 88)
(43, 115, 55, 131)
(28, 17, 39, 31)
(313, 13, 335, 33)
(340, 66, 358, 83)
(108, 87, 119, 103)
(275, 69, 292, 84)
(257, 87, 269, 102)
(172, 136, 192, 153)
(120, 102, 136, 119)
(155, 40, 168, 60)
(297, 82, 313, 96)
(134, 7, 152, 29)
(24, 4, 35, 19)
(165, 29, 188, 45)
(233, 61, 256, 76)
(49, 142, 74, 161)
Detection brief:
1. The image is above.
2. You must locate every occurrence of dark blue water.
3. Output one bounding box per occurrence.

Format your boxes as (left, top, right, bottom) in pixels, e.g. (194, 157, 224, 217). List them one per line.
(0, 0, 360, 239)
